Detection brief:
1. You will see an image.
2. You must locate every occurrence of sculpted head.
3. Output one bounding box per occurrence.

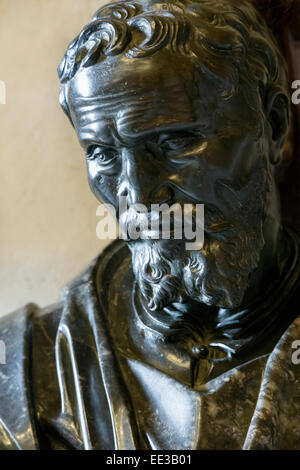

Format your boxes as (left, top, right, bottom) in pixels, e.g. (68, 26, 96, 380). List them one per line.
(58, 0, 290, 311)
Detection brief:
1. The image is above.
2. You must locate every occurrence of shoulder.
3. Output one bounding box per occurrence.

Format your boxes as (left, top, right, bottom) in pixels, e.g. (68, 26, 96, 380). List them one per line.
(0, 241, 129, 449)
(0, 304, 40, 449)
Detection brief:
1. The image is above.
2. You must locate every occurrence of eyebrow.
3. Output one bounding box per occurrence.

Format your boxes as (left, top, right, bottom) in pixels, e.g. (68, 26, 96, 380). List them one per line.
(79, 132, 115, 149)
(79, 125, 208, 150)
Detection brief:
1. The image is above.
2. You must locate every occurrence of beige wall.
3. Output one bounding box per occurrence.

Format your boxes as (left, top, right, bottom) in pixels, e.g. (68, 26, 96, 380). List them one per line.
(0, 0, 112, 315)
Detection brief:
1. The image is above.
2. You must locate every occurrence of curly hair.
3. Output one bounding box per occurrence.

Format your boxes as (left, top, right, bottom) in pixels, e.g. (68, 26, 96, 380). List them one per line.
(58, 0, 289, 132)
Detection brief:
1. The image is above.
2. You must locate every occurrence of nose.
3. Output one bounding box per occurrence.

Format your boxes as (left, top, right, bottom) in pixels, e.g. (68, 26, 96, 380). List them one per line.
(117, 148, 174, 207)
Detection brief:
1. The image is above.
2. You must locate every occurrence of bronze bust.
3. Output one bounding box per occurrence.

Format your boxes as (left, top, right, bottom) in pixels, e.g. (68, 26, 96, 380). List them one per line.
(0, 0, 300, 450)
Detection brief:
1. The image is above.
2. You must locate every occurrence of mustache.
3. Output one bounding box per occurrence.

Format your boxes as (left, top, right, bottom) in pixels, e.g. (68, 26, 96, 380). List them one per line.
(118, 202, 233, 240)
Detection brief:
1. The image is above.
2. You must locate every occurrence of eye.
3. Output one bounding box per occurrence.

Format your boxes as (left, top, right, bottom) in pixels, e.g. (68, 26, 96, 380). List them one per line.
(156, 133, 207, 167)
(86, 145, 117, 165)
(158, 133, 204, 154)
(159, 137, 194, 151)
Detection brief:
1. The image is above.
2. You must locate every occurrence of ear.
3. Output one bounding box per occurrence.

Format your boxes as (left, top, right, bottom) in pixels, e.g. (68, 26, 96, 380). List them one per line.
(265, 87, 290, 165)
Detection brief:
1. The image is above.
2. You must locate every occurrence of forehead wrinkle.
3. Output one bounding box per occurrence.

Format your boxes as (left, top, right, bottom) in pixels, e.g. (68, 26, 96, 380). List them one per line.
(116, 111, 193, 134)
(115, 100, 197, 141)
(77, 107, 211, 146)
(73, 89, 178, 110)
(71, 75, 190, 115)
(72, 88, 139, 103)
(70, 69, 214, 145)
(115, 116, 208, 145)
(76, 98, 158, 111)
(72, 95, 168, 129)
(72, 93, 148, 109)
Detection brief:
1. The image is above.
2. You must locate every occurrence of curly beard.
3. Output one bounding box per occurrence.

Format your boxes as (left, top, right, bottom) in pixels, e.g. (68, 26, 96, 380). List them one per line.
(128, 161, 271, 311)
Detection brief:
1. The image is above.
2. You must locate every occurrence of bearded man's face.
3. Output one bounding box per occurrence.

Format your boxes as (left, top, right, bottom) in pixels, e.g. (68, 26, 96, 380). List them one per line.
(67, 49, 274, 311)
